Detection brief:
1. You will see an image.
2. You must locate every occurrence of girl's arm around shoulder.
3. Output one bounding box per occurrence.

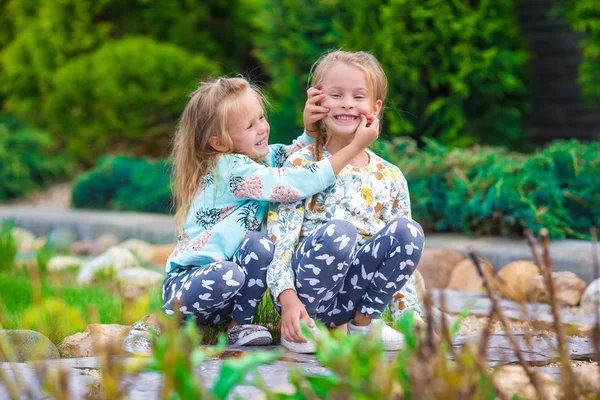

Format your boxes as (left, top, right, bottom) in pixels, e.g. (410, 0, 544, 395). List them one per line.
(268, 130, 314, 168)
(222, 151, 334, 202)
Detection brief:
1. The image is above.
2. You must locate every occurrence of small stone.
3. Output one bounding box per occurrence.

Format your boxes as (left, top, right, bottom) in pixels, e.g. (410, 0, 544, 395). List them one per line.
(415, 249, 465, 289)
(121, 239, 154, 262)
(532, 271, 587, 306)
(48, 256, 83, 272)
(93, 234, 121, 255)
(573, 365, 600, 395)
(446, 258, 494, 292)
(11, 227, 36, 253)
(69, 240, 96, 255)
(76, 246, 140, 284)
(495, 261, 540, 302)
(58, 324, 130, 358)
(493, 365, 561, 400)
(117, 267, 163, 288)
(580, 278, 600, 312)
(47, 228, 76, 252)
(150, 244, 175, 266)
(0, 330, 60, 362)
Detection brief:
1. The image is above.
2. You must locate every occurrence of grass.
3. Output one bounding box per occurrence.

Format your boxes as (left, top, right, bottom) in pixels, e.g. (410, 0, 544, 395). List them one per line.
(0, 267, 164, 344)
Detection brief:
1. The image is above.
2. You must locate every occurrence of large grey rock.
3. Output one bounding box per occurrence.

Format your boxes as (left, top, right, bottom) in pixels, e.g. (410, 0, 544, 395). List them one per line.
(0, 330, 60, 362)
(77, 246, 140, 284)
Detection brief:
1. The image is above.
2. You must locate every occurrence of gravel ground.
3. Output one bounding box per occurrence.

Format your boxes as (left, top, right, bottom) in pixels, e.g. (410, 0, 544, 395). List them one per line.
(10, 183, 72, 209)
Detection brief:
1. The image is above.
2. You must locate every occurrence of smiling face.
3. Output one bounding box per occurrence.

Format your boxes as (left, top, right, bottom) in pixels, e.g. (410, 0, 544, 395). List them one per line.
(319, 64, 382, 140)
(225, 89, 270, 160)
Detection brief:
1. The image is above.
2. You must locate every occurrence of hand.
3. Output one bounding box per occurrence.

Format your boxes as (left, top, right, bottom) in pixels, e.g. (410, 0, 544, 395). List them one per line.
(303, 87, 329, 136)
(351, 114, 379, 149)
(279, 290, 314, 343)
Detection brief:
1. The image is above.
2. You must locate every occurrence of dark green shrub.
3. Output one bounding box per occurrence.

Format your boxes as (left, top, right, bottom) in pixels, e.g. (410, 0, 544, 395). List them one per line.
(0, 119, 72, 201)
(374, 138, 600, 239)
(43, 37, 219, 162)
(552, 0, 600, 107)
(0, 0, 257, 122)
(71, 156, 172, 214)
(255, 0, 531, 148)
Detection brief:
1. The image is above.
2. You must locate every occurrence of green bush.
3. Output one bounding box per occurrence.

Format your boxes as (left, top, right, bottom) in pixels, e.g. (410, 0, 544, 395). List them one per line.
(254, 0, 531, 148)
(0, 118, 72, 201)
(71, 156, 172, 214)
(0, 0, 256, 121)
(43, 37, 219, 161)
(552, 0, 600, 107)
(73, 139, 599, 240)
(374, 138, 600, 239)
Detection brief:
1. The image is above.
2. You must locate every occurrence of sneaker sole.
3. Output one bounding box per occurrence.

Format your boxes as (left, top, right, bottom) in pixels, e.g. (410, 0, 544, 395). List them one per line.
(234, 331, 273, 346)
(280, 338, 316, 354)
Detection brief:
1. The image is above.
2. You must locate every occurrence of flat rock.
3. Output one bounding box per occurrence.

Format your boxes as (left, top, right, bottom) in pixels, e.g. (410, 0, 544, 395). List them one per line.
(0, 362, 94, 399)
(454, 330, 597, 366)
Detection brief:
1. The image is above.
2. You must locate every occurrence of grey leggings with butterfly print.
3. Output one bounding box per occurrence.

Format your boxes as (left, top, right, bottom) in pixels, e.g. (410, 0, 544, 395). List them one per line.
(279, 218, 424, 327)
(162, 232, 274, 325)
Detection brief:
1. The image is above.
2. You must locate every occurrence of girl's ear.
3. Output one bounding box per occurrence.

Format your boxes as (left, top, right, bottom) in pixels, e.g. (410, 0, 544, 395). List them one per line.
(373, 99, 383, 117)
(208, 136, 229, 152)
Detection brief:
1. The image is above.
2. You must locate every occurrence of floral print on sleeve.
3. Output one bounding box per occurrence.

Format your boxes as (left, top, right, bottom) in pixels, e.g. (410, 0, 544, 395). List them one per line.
(226, 154, 334, 202)
(267, 200, 306, 304)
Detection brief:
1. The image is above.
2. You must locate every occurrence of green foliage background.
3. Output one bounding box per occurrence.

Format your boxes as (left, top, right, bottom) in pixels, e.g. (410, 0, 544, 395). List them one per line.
(552, 0, 600, 107)
(0, 0, 533, 157)
(0, 0, 598, 238)
(73, 139, 600, 239)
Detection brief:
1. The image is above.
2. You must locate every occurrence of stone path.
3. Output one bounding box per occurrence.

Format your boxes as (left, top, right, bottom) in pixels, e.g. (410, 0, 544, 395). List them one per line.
(1, 205, 598, 281)
(431, 288, 600, 326)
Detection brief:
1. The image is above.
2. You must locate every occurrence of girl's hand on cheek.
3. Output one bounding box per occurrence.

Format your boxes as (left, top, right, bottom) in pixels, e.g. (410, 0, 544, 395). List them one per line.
(352, 114, 380, 148)
(303, 87, 330, 136)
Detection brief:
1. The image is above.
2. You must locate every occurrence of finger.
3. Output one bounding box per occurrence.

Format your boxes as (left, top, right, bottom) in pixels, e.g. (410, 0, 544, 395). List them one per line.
(292, 317, 306, 343)
(370, 116, 380, 130)
(358, 114, 368, 128)
(308, 105, 329, 114)
(307, 87, 323, 97)
(300, 309, 315, 328)
(307, 93, 327, 104)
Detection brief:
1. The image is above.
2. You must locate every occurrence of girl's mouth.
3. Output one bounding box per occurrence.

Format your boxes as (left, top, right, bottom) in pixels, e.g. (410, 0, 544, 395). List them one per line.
(334, 115, 358, 123)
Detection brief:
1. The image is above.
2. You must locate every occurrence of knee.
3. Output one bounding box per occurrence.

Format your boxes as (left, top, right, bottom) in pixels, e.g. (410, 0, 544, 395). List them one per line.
(218, 261, 247, 287)
(320, 220, 358, 244)
(386, 217, 425, 252)
(317, 219, 358, 258)
(242, 232, 275, 262)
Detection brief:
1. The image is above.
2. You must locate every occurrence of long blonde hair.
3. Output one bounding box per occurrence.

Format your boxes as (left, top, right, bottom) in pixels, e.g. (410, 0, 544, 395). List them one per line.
(308, 50, 388, 210)
(171, 77, 266, 230)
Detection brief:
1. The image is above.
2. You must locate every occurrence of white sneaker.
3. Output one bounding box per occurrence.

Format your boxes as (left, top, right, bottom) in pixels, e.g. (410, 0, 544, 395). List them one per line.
(348, 319, 405, 351)
(280, 324, 321, 354)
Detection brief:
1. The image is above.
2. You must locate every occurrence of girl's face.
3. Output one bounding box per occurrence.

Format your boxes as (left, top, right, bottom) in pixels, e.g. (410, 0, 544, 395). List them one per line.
(225, 89, 270, 159)
(319, 64, 382, 140)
